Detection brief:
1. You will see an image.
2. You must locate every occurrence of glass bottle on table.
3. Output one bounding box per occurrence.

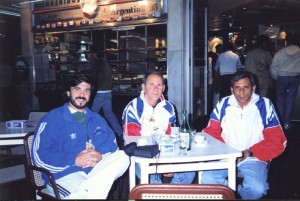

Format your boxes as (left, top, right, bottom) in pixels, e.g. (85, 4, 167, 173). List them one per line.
(179, 110, 191, 154)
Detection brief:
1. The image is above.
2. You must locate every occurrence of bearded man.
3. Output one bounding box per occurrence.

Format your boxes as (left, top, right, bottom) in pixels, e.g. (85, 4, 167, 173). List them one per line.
(32, 75, 129, 199)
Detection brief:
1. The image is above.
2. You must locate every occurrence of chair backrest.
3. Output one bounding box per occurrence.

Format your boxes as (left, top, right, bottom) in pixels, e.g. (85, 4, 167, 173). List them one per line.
(24, 132, 60, 199)
(28, 112, 47, 126)
(129, 184, 236, 200)
(24, 132, 45, 189)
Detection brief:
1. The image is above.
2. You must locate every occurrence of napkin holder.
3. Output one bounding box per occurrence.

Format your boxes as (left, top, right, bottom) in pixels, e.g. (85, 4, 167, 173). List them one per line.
(159, 143, 175, 153)
(6, 120, 28, 128)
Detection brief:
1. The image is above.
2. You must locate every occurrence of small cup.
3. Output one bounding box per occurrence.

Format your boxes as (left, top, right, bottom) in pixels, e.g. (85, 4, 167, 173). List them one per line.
(194, 134, 206, 144)
(170, 126, 179, 138)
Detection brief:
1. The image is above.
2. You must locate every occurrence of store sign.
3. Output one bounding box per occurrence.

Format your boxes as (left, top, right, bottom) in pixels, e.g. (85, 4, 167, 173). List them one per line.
(98, 1, 162, 22)
(34, 0, 136, 10)
(33, 0, 163, 30)
(34, 0, 80, 10)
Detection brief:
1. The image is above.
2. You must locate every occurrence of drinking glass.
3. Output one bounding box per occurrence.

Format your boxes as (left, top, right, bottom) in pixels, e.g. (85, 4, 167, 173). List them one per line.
(178, 136, 187, 155)
(151, 133, 162, 145)
(190, 129, 197, 142)
(179, 141, 187, 155)
(171, 126, 179, 138)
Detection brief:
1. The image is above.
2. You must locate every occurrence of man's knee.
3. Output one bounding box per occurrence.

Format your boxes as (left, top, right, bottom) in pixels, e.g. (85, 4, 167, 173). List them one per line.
(201, 171, 216, 184)
(115, 151, 130, 172)
(114, 150, 129, 162)
(239, 180, 268, 199)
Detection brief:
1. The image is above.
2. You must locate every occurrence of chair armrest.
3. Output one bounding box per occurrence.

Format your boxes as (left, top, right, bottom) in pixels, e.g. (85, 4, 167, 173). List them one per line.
(28, 165, 61, 199)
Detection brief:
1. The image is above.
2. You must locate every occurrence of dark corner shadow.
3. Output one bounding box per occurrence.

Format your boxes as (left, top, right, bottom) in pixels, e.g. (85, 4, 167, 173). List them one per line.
(169, 101, 209, 132)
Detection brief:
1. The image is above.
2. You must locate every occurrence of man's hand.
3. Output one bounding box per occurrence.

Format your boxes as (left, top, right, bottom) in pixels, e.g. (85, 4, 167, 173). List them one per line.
(75, 149, 102, 168)
(237, 149, 249, 164)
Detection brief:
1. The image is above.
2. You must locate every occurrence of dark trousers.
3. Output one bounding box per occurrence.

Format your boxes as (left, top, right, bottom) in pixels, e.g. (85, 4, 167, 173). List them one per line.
(275, 75, 299, 125)
(219, 74, 234, 100)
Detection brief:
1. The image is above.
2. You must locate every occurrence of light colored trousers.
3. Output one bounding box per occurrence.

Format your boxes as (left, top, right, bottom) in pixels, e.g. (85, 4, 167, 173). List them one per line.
(136, 163, 196, 184)
(47, 150, 130, 199)
(201, 159, 269, 199)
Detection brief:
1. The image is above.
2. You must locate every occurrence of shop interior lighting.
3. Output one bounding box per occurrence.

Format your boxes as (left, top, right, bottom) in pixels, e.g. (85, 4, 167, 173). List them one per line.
(110, 4, 116, 11)
(0, 3, 21, 17)
(110, 39, 118, 44)
(0, 0, 46, 16)
(11, 0, 46, 7)
(112, 26, 136, 31)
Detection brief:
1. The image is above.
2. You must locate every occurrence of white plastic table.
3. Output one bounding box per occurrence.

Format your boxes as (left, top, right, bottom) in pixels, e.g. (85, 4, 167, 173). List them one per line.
(0, 122, 36, 146)
(124, 132, 242, 191)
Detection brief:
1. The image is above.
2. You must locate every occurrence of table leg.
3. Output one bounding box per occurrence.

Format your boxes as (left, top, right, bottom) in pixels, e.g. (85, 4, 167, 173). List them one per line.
(227, 158, 237, 191)
(197, 171, 203, 184)
(139, 163, 149, 184)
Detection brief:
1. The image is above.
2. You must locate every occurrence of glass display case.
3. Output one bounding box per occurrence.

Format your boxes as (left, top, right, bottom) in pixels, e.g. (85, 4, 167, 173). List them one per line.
(33, 23, 167, 107)
(102, 23, 167, 95)
(34, 30, 93, 83)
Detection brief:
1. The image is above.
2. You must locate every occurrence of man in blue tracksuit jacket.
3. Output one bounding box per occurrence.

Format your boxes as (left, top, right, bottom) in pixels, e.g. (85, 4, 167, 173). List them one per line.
(32, 75, 129, 199)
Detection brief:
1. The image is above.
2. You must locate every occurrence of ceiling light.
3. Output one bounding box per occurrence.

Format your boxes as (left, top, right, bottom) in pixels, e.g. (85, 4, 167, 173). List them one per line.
(0, 10, 20, 16)
(12, 0, 46, 7)
(112, 26, 136, 31)
(138, 0, 148, 6)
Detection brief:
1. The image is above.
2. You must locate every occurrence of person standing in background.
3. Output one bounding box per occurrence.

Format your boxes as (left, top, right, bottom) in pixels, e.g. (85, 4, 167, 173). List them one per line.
(245, 34, 273, 97)
(214, 43, 243, 99)
(207, 56, 214, 114)
(14, 55, 33, 119)
(270, 33, 300, 130)
(209, 44, 223, 110)
(90, 46, 123, 139)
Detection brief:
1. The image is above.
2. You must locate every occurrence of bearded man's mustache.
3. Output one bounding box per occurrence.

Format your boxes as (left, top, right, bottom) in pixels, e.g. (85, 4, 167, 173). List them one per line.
(75, 97, 87, 101)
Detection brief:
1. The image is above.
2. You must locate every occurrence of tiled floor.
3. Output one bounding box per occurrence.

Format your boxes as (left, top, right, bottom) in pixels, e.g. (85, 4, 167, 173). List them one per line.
(0, 153, 35, 200)
(1, 121, 299, 200)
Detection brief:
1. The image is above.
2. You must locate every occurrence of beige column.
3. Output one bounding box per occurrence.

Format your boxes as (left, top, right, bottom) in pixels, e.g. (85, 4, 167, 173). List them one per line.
(20, 4, 33, 67)
(167, 0, 192, 120)
(20, 4, 36, 106)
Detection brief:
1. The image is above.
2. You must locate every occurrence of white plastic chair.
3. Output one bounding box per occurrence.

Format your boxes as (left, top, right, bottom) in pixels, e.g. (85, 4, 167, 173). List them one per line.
(28, 112, 47, 126)
(2, 112, 47, 160)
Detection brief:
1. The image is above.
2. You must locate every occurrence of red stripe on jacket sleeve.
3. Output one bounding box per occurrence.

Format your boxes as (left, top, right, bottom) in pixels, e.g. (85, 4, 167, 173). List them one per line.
(250, 125, 287, 162)
(166, 123, 172, 135)
(123, 123, 141, 136)
(202, 119, 225, 143)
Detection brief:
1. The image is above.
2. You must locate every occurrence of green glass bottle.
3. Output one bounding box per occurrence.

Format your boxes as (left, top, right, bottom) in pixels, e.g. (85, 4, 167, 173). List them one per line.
(179, 110, 192, 151)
